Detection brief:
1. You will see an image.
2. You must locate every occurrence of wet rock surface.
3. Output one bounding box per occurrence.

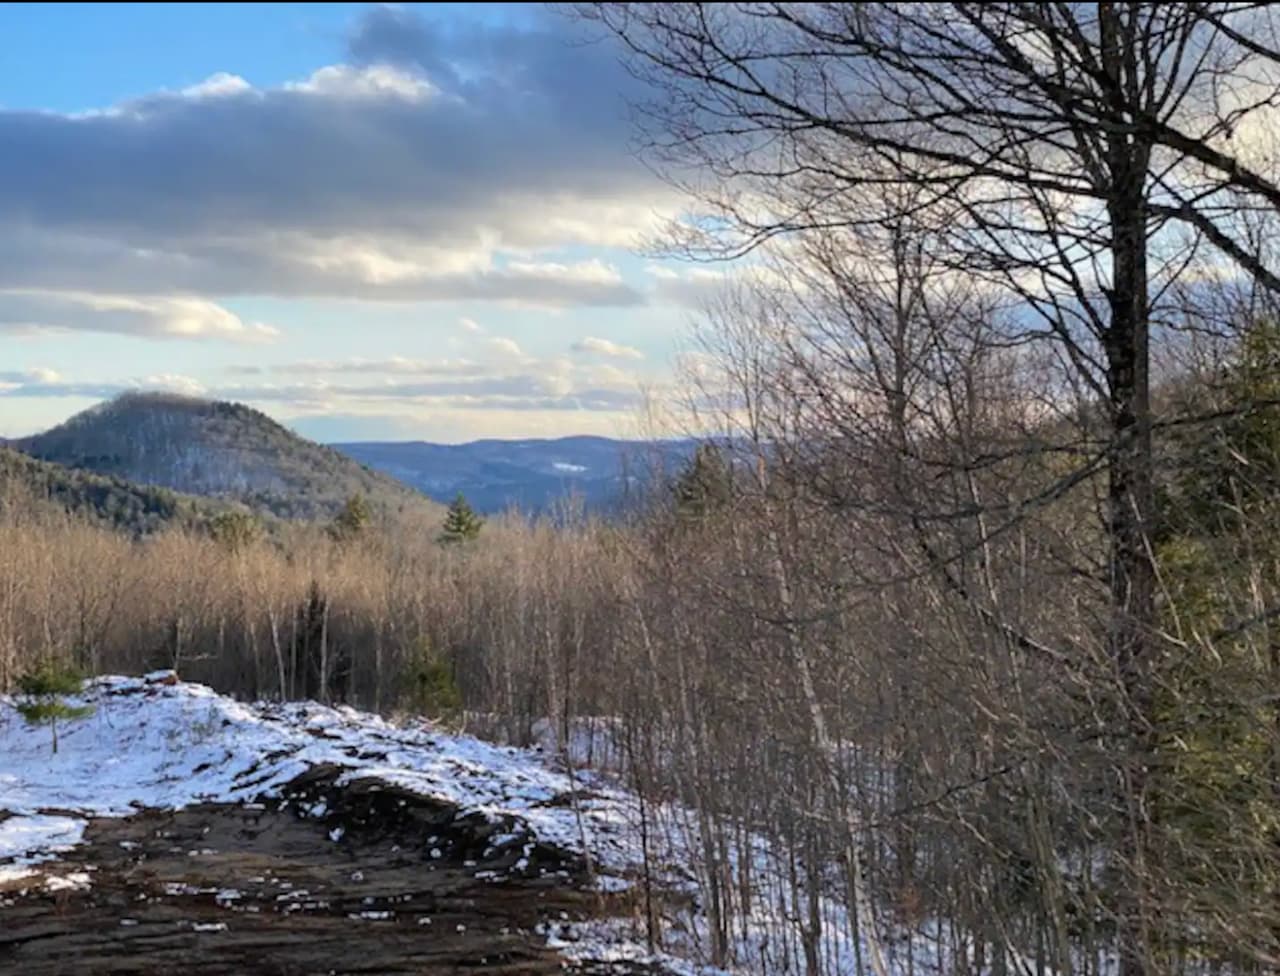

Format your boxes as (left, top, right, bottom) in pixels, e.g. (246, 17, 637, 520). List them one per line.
(0, 772, 663, 975)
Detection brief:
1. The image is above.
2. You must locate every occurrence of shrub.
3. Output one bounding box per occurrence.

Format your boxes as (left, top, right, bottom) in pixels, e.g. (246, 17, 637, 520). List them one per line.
(402, 640, 462, 721)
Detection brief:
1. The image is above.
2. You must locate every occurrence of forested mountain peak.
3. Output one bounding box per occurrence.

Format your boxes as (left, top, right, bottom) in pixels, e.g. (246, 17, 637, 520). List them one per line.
(15, 392, 436, 522)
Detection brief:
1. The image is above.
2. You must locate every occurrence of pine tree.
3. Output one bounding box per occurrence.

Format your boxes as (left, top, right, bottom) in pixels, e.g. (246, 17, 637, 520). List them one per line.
(329, 493, 371, 542)
(15, 663, 94, 755)
(209, 510, 260, 552)
(439, 492, 483, 544)
(673, 443, 733, 522)
(404, 639, 462, 720)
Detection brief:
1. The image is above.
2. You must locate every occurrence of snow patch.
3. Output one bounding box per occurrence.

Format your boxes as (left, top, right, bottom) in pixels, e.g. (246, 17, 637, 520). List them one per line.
(0, 865, 36, 885)
(592, 874, 633, 893)
(546, 918, 730, 976)
(0, 814, 86, 864)
(44, 871, 91, 892)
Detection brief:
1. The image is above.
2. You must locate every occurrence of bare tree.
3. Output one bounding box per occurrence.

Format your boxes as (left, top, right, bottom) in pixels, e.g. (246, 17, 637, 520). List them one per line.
(577, 4, 1280, 972)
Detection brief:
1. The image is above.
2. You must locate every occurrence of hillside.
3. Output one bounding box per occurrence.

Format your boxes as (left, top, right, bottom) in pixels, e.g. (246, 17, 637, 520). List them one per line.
(336, 436, 696, 514)
(0, 445, 237, 535)
(15, 393, 438, 522)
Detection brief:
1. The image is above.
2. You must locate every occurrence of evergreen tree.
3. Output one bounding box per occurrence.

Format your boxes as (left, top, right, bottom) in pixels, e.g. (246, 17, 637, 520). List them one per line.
(209, 510, 260, 553)
(1149, 320, 1280, 939)
(15, 663, 94, 755)
(1161, 319, 1280, 537)
(673, 443, 733, 522)
(404, 639, 462, 720)
(439, 492, 483, 544)
(329, 493, 371, 542)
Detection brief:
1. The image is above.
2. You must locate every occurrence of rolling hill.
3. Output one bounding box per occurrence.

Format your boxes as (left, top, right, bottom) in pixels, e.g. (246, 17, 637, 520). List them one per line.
(13, 393, 438, 522)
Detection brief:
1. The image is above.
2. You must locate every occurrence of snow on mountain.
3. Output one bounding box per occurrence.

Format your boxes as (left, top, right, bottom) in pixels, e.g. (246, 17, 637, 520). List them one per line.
(335, 436, 697, 514)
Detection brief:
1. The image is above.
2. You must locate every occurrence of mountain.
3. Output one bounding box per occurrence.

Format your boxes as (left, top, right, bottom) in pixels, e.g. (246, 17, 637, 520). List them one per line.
(0, 445, 238, 535)
(14, 393, 437, 522)
(334, 436, 697, 514)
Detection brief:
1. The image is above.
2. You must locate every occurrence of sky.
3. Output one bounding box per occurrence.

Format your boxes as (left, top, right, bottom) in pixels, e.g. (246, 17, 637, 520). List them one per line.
(0, 3, 724, 443)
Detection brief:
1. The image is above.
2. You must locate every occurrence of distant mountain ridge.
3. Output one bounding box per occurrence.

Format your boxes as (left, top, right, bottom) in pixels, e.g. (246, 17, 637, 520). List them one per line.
(14, 393, 437, 522)
(334, 436, 697, 513)
(11, 392, 696, 519)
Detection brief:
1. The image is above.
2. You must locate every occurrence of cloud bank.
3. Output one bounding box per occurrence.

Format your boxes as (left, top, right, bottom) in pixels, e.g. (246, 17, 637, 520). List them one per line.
(0, 5, 669, 341)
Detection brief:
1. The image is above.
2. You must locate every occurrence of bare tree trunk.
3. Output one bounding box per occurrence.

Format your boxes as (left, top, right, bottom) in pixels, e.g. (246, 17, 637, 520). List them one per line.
(267, 606, 285, 700)
(753, 454, 890, 976)
(1099, 13, 1158, 966)
(318, 599, 330, 704)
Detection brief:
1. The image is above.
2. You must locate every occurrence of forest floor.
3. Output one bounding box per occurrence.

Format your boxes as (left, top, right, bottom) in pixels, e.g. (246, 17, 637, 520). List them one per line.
(0, 795, 662, 975)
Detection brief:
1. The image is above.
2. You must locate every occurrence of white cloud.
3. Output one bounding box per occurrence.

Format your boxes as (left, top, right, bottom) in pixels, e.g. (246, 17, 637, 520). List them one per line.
(181, 72, 253, 99)
(506, 259, 624, 286)
(190, 376, 640, 412)
(231, 357, 486, 377)
(0, 369, 59, 400)
(645, 262, 798, 310)
(581, 362, 635, 387)
(572, 336, 644, 360)
(138, 374, 208, 397)
(647, 264, 734, 309)
(538, 363, 576, 397)
(4, 356, 651, 417)
(486, 336, 523, 358)
(289, 235, 493, 284)
(0, 291, 278, 343)
(0, 344, 677, 443)
(459, 317, 483, 333)
(0, 372, 206, 399)
(283, 64, 436, 101)
(0, 226, 646, 308)
(0, 367, 60, 385)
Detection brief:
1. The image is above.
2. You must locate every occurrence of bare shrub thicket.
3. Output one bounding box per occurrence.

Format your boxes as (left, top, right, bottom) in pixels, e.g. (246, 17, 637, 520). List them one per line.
(0, 488, 626, 737)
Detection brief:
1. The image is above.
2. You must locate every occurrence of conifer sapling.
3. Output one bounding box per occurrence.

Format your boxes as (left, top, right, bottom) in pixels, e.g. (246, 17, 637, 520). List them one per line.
(14, 663, 94, 754)
(439, 492, 483, 544)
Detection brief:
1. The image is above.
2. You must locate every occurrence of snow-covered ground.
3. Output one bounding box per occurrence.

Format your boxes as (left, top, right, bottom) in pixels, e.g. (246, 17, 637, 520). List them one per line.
(0, 672, 649, 865)
(1, 672, 1004, 975)
(0, 672, 721, 972)
(0, 813, 86, 884)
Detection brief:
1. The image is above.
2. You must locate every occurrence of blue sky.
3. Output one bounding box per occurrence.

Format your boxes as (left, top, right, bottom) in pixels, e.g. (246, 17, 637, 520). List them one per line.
(0, 3, 720, 442)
